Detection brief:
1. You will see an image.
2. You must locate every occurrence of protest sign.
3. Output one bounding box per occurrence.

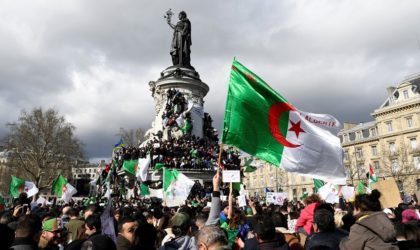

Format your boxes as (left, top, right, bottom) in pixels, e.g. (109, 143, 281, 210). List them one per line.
(266, 192, 287, 205)
(371, 178, 401, 208)
(238, 195, 247, 207)
(341, 186, 355, 200)
(222, 170, 240, 183)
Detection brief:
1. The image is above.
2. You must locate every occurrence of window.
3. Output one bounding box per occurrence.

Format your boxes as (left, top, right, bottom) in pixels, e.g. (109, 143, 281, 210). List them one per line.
(344, 151, 349, 161)
(407, 117, 413, 128)
(392, 159, 399, 172)
(343, 134, 348, 143)
(356, 131, 362, 140)
(386, 121, 393, 132)
(417, 179, 420, 191)
(357, 164, 365, 177)
(403, 90, 409, 99)
(389, 142, 396, 153)
(302, 188, 307, 194)
(370, 128, 377, 137)
(371, 145, 378, 156)
(293, 189, 297, 198)
(373, 161, 380, 173)
(414, 157, 420, 170)
(411, 138, 417, 150)
(356, 148, 363, 159)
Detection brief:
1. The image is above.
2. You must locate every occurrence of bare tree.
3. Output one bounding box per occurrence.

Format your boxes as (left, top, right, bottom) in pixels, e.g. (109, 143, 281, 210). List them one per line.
(344, 150, 362, 186)
(117, 127, 145, 147)
(4, 108, 85, 190)
(379, 142, 418, 191)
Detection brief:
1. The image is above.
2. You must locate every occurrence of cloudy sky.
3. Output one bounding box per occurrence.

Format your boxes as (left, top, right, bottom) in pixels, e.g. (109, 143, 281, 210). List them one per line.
(0, 0, 419, 162)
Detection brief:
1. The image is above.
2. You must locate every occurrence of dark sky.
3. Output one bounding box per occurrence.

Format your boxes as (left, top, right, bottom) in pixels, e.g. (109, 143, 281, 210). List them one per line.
(1, 0, 420, 162)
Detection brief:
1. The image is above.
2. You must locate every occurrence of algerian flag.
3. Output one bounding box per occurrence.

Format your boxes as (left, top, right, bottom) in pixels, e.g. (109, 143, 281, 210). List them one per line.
(243, 158, 262, 173)
(52, 175, 68, 198)
(52, 175, 76, 202)
(368, 164, 377, 186)
(181, 120, 192, 134)
(313, 179, 325, 193)
(222, 59, 346, 182)
(163, 169, 194, 207)
(154, 162, 164, 172)
(140, 183, 150, 196)
(122, 159, 138, 176)
(357, 181, 366, 195)
(61, 183, 77, 203)
(9, 176, 39, 198)
(136, 156, 151, 182)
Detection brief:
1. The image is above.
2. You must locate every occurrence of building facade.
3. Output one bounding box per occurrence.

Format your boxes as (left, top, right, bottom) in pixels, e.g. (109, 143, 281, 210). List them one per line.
(245, 74, 420, 197)
(339, 74, 420, 194)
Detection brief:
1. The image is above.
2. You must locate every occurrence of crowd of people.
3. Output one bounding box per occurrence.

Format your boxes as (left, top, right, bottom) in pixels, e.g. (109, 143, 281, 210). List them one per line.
(2, 170, 420, 250)
(111, 135, 240, 174)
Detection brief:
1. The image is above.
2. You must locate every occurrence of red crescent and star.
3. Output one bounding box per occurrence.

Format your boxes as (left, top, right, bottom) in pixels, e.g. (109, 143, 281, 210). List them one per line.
(268, 102, 305, 148)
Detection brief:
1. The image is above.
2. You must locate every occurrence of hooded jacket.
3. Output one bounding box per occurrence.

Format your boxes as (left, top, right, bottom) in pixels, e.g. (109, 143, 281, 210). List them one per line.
(295, 203, 319, 235)
(340, 211, 398, 250)
(160, 235, 197, 250)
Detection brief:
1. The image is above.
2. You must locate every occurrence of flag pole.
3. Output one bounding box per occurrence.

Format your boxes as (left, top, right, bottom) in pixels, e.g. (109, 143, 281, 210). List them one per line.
(217, 144, 223, 173)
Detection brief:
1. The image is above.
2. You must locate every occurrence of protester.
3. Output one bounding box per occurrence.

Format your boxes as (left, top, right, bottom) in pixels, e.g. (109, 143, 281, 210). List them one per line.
(65, 208, 85, 242)
(83, 214, 117, 250)
(117, 217, 138, 250)
(304, 208, 347, 250)
(196, 225, 230, 250)
(9, 214, 41, 250)
(295, 194, 321, 235)
(340, 190, 398, 249)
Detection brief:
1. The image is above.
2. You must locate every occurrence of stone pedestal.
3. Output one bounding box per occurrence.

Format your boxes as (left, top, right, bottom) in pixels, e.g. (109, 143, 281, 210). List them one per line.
(146, 66, 209, 141)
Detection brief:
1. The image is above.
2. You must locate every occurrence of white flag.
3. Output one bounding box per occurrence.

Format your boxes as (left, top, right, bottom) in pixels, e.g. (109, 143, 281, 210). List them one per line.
(279, 110, 346, 183)
(61, 183, 77, 203)
(164, 169, 194, 207)
(24, 181, 39, 198)
(149, 188, 163, 199)
(136, 156, 151, 182)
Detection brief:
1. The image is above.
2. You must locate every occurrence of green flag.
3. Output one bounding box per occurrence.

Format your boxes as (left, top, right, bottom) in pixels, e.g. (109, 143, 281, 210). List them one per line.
(163, 168, 178, 192)
(9, 175, 25, 198)
(0, 195, 5, 205)
(122, 159, 138, 175)
(181, 120, 192, 134)
(357, 181, 365, 195)
(300, 192, 309, 200)
(243, 158, 257, 173)
(222, 59, 288, 166)
(140, 183, 150, 196)
(313, 179, 325, 192)
(154, 162, 164, 172)
(52, 175, 68, 198)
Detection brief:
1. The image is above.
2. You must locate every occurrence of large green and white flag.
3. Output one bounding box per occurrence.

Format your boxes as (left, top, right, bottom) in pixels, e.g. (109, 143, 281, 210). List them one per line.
(222, 59, 346, 182)
(52, 175, 77, 202)
(122, 159, 138, 176)
(9, 176, 39, 198)
(163, 169, 194, 207)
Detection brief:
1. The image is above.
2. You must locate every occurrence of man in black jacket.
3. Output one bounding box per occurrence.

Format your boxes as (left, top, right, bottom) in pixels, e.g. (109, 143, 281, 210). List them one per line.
(304, 209, 348, 250)
(10, 214, 41, 250)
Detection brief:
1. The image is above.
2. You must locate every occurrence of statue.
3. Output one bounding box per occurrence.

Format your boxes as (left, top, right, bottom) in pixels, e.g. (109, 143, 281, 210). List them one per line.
(165, 9, 192, 67)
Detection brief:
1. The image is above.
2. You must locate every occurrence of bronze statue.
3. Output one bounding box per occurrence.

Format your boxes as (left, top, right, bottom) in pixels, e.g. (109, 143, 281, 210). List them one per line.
(165, 9, 192, 67)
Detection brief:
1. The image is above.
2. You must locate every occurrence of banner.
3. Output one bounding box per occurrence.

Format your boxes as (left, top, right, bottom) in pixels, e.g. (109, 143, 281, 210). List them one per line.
(266, 192, 287, 205)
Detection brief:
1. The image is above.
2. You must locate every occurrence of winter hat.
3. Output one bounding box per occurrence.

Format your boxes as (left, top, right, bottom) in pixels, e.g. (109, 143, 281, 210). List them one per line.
(402, 209, 419, 223)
